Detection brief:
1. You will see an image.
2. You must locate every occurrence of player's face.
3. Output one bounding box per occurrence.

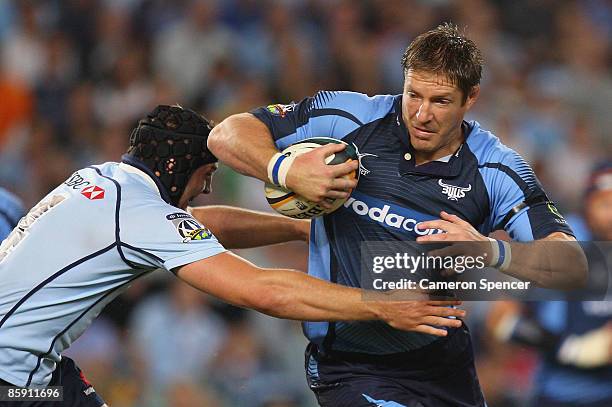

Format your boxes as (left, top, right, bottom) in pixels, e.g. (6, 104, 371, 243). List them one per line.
(177, 163, 218, 210)
(585, 190, 612, 240)
(402, 70, 479, 162)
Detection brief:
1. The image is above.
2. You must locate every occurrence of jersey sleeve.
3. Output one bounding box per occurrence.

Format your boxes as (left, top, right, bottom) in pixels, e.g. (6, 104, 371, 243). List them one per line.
(120, 202, 226, 273)
(479, 148, 574, 241)
(250, 91, 395, 150)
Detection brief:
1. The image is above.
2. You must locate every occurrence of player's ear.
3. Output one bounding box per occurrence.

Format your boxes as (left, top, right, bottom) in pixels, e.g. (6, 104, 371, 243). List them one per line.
(464, 85, 480, 110)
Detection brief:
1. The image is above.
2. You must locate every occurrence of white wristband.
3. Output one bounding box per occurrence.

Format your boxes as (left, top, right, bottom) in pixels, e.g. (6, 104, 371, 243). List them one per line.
(267, 152, 295, 188)
(488, 238, 512, 272)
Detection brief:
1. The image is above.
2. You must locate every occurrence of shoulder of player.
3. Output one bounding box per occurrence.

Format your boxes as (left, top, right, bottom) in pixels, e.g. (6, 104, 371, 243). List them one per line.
(309, 90, 396, 125)
(465, 121, 525, 167)
(466, 122, 539, 198)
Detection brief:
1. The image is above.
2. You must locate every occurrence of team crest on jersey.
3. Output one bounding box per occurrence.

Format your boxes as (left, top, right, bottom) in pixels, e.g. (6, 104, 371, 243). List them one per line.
(266, 103, 295, 118)
(166, 212, 212, 242)
(80, 185, 105, 200)
(438, 179, 471, 201)
(357, 152, 378, 176)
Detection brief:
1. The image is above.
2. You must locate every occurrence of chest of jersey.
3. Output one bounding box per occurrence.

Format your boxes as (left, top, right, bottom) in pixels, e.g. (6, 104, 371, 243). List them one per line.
(338, 115, 490, 239)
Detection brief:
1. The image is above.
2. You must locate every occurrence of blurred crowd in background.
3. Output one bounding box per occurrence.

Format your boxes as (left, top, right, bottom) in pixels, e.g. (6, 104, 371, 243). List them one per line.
(0, 0, 610, 406)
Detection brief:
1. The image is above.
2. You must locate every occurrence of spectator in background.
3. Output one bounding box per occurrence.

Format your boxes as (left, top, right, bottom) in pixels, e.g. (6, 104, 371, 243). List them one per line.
(153, 0, 234, 103)
(129, 280, 228, 389)
(0, 187, 24, 240)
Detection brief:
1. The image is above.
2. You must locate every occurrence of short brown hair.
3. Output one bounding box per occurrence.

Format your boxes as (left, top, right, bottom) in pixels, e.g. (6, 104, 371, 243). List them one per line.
(401, 23, 483, 102)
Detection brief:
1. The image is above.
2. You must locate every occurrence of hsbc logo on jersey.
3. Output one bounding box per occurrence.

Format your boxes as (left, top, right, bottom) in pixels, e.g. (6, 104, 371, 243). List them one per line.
(80, 185, 105, 200)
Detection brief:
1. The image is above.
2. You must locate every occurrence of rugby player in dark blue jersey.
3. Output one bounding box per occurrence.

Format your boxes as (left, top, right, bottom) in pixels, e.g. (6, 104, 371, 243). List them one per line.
(209, 23, 587, 407)
(488, 162, 612, 407)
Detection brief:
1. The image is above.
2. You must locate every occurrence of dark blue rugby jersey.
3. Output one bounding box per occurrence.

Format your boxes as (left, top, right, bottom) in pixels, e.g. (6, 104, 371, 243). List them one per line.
(252, 91, 574, 354)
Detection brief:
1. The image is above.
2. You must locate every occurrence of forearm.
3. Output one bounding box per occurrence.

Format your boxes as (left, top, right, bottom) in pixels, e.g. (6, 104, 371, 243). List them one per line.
(251, 268, 379, 321)
(500, 235, 587, 289)
(178, 253, 377, 321)
(178, 252, 466, 335)
(252, 270, 466, 334)
(208, 113, 278, 182)
(188, 205, 309, 249)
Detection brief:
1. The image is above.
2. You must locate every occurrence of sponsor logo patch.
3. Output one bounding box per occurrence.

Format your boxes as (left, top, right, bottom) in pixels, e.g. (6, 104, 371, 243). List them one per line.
(343, 192, 444, 237)
(64, 172, 91, 190)
(166, 213, 213, 242)
(266, 103, 295, 117)
(183, 227, 212, 242)
(547, 202, 567, 224)
(166, 212, 192, 221)
(81, 185, 105, 200)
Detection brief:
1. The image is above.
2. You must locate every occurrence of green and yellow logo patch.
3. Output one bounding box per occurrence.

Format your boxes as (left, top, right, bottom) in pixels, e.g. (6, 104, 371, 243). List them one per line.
(265, 103, 295, 118)
(185, 228, 212, 241)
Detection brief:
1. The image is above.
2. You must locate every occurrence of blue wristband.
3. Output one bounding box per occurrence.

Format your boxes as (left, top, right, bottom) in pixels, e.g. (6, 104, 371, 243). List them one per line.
(494, 239, 506, 268)
(271, 154, 288, 185)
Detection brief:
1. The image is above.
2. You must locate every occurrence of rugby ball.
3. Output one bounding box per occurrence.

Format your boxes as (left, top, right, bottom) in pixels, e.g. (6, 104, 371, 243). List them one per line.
(265, 138, 358, 219)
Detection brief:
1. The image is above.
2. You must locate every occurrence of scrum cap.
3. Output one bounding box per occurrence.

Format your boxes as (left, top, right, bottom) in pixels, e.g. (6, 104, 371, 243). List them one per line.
(122, 105, 217, 206)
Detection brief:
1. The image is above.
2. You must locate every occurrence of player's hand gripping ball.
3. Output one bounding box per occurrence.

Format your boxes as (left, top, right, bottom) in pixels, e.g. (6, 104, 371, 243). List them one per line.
(265, 138, 359, 219)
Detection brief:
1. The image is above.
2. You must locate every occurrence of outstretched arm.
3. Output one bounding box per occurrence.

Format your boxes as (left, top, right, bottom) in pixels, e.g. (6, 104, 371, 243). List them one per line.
(176, 251, 466, 336)
(188, 205, 310, 249)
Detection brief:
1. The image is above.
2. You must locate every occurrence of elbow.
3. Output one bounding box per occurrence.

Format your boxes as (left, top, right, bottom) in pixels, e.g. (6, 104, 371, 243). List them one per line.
(249, 290, 293, 319)
(254, 294, 290, 318)
(547, 244, 589, 290)
(243, 278, 293, 318)
(207, 121, 228, 159)
(572, 248, 589, 289)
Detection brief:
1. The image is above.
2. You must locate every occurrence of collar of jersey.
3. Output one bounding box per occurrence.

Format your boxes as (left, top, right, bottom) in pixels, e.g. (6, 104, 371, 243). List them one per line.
(393, 95, 473, 178)
(119, 155, 172, 204)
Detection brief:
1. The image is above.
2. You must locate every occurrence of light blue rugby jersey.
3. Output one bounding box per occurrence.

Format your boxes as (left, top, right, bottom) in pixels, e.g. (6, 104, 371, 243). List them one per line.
(0, 162, 226, 386)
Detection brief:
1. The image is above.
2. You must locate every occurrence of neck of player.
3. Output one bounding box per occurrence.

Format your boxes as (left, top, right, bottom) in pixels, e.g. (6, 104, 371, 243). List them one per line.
(413, 126, 464, 166)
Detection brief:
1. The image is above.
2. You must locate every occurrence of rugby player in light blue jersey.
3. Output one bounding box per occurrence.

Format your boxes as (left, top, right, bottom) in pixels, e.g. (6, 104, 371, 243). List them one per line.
(0, 187, 24, 241)
(209, 24, 587, 407)
(0, 105, 464, 406)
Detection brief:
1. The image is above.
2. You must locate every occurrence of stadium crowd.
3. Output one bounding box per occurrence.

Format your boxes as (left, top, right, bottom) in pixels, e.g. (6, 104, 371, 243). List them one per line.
(0, 1, 610, 406)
